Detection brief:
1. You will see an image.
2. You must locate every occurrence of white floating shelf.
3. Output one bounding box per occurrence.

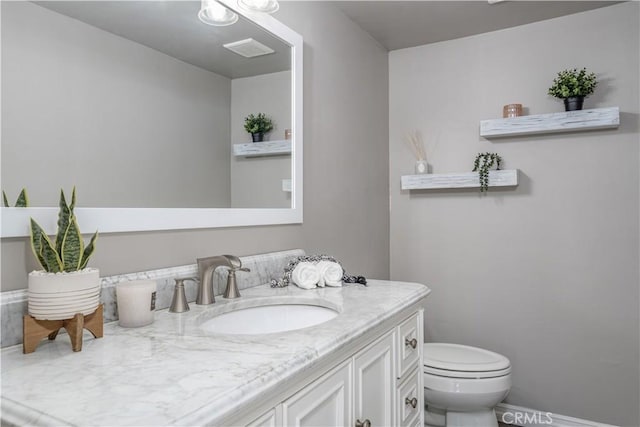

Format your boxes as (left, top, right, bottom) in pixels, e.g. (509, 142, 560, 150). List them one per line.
(401, 169, 519, 190)
(480, 107, 619, 138)
(233, 140, 291, 157)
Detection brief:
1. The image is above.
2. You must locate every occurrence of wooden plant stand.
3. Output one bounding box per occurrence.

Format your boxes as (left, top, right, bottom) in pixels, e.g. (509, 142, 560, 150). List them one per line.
(23, 304, 104, 354)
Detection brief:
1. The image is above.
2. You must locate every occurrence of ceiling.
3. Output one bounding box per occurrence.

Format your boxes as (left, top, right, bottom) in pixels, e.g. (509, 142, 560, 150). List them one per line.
(32, 1, 622, 75)
(34, 1, 291, 78)
(329, 1, 622, 51)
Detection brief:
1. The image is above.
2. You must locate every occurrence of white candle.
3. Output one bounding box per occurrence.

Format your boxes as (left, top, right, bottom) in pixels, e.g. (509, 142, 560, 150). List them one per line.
(116, 280, 157, 328)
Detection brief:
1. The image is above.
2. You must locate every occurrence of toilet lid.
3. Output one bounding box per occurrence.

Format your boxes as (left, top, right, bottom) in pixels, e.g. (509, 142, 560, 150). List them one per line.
(423, 343, 510, 376)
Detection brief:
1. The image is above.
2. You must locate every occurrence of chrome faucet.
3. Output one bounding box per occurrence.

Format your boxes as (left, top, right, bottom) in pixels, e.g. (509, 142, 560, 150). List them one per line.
(196, 255, 250, 304)
(196, 256, 232, 305)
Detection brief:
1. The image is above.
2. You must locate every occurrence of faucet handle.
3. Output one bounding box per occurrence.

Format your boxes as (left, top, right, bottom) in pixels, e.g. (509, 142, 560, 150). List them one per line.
(219, 265, 250, 274)
(222, 266, 250, 299)
(223, 255, 244, 269)
(169, 277, 195, 313)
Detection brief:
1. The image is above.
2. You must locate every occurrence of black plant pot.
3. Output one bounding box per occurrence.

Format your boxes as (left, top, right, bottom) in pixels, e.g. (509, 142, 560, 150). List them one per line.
(252, 133, 264, 142)
(564, 96, 585, 111)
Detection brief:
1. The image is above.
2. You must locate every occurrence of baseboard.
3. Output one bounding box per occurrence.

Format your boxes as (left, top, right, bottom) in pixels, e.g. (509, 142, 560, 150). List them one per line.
(496, 403, 619, 427)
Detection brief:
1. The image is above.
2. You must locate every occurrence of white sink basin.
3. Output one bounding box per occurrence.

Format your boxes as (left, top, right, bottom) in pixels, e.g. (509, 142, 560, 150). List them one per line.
(199, 304, 339, 335)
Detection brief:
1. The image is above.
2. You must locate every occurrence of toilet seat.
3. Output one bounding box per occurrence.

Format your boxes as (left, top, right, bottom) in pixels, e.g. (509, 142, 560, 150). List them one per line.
(423, 343, 511, 379)
(424, 364, 511, 379)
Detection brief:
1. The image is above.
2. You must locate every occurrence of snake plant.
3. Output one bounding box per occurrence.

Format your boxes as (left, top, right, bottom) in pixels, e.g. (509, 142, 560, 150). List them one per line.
(3, 188, 29, 207)
(29, 188, 98, 273)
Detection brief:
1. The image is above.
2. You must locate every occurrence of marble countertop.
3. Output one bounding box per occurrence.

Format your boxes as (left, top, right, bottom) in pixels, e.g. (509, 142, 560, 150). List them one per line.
(1, 280, 430, 426)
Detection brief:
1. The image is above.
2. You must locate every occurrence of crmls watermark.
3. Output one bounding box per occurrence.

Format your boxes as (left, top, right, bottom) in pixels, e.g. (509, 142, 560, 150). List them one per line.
(501, 411, 553, 425)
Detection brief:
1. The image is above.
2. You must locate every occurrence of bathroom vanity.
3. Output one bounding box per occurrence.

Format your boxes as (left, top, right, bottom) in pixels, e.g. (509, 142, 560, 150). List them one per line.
(1, 280, 429, 426)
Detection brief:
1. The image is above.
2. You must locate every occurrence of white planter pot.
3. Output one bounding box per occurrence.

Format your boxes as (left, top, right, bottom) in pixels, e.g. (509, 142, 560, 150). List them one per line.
(28, 268, 101, 320)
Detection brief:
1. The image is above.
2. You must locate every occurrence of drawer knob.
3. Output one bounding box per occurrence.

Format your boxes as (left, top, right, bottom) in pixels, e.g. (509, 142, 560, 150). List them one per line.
(405, 397, 418, 409)
(355, 419, 371, 427)
(405, 337, 418, 349)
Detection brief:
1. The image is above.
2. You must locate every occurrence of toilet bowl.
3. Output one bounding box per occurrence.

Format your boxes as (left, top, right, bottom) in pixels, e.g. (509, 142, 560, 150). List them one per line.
(423, 343, 511, 427)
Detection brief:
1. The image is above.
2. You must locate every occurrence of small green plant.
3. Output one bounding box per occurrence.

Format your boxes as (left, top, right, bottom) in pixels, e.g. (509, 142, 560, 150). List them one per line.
(473, 153, 503, 193)
(29, 187, 98, 273)
(548, 68, 597, 99)
(244, 113, 274, 135)
(2, 188, 29, 207)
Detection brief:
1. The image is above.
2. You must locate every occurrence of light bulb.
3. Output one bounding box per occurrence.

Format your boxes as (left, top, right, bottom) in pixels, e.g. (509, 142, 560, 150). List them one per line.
(250, 0, 269, 9)
(238, 0, 279, 14)
(198, 0, 238, 26)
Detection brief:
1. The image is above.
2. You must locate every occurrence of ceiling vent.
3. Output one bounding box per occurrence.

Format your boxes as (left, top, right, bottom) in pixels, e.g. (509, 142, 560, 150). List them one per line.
(223, 38, 275, 58)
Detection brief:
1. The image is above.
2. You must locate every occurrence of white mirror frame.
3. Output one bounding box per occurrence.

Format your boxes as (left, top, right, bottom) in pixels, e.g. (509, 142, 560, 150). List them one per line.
(0, 0, 303, 238)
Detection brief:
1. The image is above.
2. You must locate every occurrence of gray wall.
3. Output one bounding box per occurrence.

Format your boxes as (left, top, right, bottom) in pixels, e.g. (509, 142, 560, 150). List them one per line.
(1, 1, 231, 208)
(231, 71, 291, 208)
(389, 3, 639, 426)
(0, 2, 390, 291)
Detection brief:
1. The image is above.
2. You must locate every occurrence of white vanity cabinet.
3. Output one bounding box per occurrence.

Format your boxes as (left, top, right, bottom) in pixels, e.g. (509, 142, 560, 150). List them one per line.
(353, 330, 396, 426)
(1, 280, 430, 427)
(247, 309, 424, 427)
(396, 312, 423, 426)
(282, 360, 353, 426)
(247, 408, 279, 427)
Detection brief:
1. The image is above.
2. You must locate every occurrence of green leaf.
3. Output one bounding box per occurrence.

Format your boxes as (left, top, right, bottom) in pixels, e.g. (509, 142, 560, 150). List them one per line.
(2, 191, 9, 208)
(70, 186, 76, 212)
(29, 219, 48, 270)
(55, 189, 71, 256)
(79, 231, 98, 270)
(61, 216, 84, 272)
(29, 218, 62, 272)
(15, 188, 28, 207)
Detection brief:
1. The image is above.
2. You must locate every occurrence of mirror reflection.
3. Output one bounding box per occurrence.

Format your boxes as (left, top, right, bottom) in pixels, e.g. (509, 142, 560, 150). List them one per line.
(1, 1, 292, 209)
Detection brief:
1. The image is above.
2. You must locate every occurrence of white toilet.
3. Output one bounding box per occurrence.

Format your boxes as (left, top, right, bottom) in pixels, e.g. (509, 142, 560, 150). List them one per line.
(423, 343, 512, 427)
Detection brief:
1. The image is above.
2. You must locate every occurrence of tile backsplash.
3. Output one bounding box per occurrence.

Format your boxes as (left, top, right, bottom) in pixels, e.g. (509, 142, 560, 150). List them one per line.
(0, 249, 304, 348)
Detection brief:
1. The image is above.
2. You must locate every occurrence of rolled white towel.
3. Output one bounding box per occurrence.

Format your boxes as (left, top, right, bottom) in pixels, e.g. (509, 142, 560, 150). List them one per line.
(316, 260, 343, 287)
(291, 262, 320, 289)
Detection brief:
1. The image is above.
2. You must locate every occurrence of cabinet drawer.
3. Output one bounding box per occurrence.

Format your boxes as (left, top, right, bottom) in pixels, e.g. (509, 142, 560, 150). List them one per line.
(397, 367, 422, 427)
(397, 312, 422, 380)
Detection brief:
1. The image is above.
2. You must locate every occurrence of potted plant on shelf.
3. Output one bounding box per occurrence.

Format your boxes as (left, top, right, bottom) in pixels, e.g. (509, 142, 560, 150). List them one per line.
(548, 67, 597, 111)
(244, 113, 274, 142)
(473, 153, 503, 193)
(27, 187, 99, 320)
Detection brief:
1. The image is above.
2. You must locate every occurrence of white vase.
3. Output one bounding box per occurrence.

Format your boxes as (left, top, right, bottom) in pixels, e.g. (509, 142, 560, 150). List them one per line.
(27, 268, 101, 320)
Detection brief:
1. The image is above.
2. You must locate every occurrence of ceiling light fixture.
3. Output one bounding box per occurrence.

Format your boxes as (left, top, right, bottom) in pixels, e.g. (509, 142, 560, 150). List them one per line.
(198, 0, 238, 26)
(238, 0, 279, 14)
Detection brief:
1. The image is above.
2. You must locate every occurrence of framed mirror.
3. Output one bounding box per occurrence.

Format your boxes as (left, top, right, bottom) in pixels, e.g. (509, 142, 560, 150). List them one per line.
(1, 0, 303, 237)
